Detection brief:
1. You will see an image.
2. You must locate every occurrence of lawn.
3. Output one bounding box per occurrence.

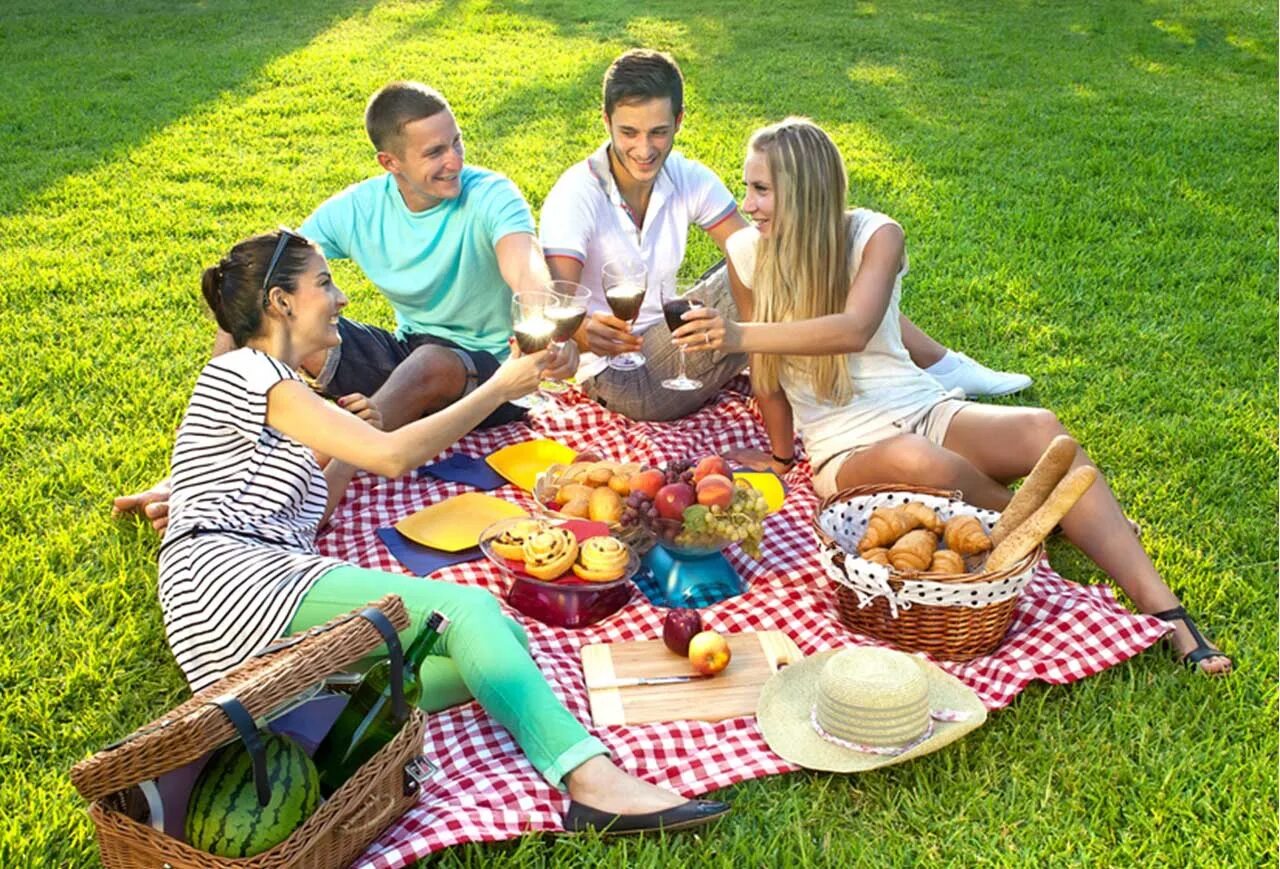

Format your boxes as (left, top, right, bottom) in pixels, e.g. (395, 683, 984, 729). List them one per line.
(1, 0, 1276, 865)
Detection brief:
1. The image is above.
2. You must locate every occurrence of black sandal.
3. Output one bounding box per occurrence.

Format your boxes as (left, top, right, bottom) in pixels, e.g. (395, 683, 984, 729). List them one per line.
(1151, 606, 1232, 674)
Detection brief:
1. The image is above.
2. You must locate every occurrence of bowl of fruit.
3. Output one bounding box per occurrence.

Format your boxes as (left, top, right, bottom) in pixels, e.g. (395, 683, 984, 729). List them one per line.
(478, 517, 639, 628)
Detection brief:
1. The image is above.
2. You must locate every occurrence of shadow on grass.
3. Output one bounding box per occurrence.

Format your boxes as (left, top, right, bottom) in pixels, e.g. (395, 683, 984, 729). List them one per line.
(0, 0, 382, 217)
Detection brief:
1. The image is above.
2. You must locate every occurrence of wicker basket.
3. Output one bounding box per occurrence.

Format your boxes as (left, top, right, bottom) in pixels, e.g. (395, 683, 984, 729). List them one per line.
(69, 595, 430, 869)
(532, 468, 656, 554)
(813, 485, 1042, 662)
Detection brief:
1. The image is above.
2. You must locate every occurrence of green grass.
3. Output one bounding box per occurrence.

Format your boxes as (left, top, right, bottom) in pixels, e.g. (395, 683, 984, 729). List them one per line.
(1, 0, 1275, 864)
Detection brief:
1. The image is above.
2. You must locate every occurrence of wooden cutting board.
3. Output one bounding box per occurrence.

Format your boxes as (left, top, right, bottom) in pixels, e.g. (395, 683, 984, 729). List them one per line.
(582, 631, 803, 726)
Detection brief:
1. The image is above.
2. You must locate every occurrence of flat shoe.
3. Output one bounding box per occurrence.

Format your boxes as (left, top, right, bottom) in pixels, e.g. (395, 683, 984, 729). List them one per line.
(563, 798, 730, 836)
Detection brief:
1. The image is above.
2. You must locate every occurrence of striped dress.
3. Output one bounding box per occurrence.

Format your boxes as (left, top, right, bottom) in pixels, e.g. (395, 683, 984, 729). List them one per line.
(158, 348, 346, 692)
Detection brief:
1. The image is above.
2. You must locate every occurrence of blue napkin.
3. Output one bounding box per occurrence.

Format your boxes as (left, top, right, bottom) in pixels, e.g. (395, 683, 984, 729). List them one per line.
(376, 527, 483, 577)
(416, 453, 506, 490)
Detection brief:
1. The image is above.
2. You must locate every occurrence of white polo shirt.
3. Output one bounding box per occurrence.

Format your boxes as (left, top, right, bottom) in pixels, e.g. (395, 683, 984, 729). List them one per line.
(540, 142, 738, 379)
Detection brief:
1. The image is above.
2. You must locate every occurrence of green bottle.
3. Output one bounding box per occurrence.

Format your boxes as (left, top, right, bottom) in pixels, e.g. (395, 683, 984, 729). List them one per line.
(313, 611, 449, 796)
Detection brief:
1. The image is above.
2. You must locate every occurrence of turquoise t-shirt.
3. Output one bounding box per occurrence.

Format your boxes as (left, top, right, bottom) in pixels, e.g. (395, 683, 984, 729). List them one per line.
(300, 166, 534, 359)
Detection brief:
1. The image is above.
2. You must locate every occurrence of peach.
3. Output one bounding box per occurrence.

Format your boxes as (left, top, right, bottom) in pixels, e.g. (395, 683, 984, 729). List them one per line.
(628, 469, 665, 500)
(692, 455, 732, 484)
(695, 474, 734, 509)
(655, 483, 696, 521)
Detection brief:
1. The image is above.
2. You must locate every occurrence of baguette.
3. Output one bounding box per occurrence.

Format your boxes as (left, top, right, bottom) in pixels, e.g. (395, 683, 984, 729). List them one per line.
(986, 466, 1098, 571)
(990, 435, 1079, 546)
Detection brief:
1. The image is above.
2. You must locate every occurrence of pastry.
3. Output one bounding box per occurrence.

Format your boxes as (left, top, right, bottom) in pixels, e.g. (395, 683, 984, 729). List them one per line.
(555, 483, 592, 507)
(522, 527, 579, 580)
(987, 467, 1098, 571)
(902, 501, 944, 535)
(489, 519, 547, 561)
(991, 435, 1078, 546)
(928, 549, 966, 574)
(861, 547, 891, 567)
(943, 515, 993, 556)
(559, 497, 591, 519)
(588, 486, 624, 524)
(888, 529, 938, 572)
(572, 537, 631, 582)
(858, 507, 917, 552)
(586, 464, 616, 487)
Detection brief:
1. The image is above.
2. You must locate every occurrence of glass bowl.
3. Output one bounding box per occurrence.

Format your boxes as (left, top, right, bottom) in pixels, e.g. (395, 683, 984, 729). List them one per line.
(478, 518, 638, 629)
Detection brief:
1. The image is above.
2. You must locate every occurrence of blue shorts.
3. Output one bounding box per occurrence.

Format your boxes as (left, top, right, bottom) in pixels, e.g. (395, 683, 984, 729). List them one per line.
(313, 317, 524, 429)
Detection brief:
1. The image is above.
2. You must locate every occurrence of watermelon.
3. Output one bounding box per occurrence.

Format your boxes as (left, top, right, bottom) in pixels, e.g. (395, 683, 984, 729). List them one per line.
(184, 733, 320, 858)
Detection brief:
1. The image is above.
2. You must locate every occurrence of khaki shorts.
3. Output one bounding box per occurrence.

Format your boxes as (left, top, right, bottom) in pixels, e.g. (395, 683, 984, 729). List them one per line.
(810, 397, 971, 499)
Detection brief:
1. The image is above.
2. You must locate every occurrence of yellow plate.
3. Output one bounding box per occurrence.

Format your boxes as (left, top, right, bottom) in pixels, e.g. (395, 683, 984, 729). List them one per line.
(395, 493, 528, 552)
(734, 471, 787, 514)
(485, 439, 578, 492)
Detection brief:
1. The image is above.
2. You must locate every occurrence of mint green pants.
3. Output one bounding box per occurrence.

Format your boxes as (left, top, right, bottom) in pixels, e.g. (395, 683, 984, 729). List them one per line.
(287, 565, 607, 788)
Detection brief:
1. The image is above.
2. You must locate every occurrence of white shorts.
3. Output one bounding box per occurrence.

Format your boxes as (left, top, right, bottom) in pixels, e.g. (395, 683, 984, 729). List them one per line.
(810, 397, 972, 499)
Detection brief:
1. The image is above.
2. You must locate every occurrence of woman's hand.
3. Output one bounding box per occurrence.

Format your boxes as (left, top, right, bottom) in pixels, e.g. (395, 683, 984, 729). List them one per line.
(336, 393, 383, 430)
(725, 447, 793, 476)
(672, 306, 743, 353)
(493, 342, 550, 401)
(583, 312, 642, 356)
(542, 340, 579, 381)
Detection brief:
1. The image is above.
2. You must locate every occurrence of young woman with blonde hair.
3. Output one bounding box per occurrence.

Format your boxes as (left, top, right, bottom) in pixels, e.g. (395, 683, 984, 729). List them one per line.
(677, 118, 1230, 675)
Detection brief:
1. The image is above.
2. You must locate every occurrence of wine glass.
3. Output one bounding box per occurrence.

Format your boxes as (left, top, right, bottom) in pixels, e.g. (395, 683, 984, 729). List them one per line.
(661, 277, 704, 391)
(601, 258, 648, 371)
(509, 291, 555, 409)
(540, 280, 591, 394)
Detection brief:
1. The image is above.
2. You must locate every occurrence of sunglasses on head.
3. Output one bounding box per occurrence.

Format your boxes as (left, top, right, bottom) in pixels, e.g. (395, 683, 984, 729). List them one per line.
(262, 227, 307, 292)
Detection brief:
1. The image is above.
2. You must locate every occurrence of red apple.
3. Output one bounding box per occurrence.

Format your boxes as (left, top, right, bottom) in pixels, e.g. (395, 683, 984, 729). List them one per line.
(692, 455, 732, 484)
(688, 630, 732, 676)
(654, 482, 695, 521)
(628, 469, 665, 500)
(695, 474, 734, 509)
(662, 608, 703, 656)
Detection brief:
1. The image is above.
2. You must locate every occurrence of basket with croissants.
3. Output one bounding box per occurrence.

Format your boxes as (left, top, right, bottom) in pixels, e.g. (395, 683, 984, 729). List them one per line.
(812, 436, 1097, 661)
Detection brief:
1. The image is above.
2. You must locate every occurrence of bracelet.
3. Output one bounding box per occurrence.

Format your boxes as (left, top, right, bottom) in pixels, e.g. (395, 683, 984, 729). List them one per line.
(771, 453, 796, 468)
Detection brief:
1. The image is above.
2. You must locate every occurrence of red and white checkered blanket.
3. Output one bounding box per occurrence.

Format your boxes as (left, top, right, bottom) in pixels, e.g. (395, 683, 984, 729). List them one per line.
(317, 383, 1169, 867)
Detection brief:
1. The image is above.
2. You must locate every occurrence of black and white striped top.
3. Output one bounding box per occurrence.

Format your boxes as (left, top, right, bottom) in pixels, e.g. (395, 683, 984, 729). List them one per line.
(158, 348, 346, 692)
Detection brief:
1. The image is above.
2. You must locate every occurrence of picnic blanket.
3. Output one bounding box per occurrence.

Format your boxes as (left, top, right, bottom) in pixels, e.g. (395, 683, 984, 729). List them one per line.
(317, 382, 1170, 867)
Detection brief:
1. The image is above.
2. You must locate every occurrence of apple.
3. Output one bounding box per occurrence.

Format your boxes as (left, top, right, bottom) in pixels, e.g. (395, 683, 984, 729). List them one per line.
(692, 455, 732, 484)
(695, 474, 734, 509)
(662, 608, 703, 656)
(654, 482, 695, 521)
(628, 469, 665, 500)
(688, 630, 732, 676)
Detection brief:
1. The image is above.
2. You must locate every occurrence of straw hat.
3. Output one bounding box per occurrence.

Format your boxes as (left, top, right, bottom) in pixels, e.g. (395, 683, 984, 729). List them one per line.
(757, 646, 986, 772)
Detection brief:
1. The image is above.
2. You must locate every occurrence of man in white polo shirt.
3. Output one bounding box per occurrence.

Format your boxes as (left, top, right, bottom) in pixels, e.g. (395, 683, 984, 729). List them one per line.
(541, 49, 1030, 422)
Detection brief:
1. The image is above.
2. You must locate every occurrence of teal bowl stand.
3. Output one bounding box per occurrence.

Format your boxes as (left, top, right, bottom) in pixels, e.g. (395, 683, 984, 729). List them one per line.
(635, 544, 746, 609)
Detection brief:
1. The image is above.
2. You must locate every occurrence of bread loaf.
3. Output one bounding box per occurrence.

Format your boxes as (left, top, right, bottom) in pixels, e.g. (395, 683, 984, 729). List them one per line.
(986, 466, 1098, 571)
(991, 435, 1078, 546)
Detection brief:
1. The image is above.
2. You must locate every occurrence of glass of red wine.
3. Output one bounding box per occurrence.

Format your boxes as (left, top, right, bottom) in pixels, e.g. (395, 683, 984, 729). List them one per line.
(540, 280, 590, 393)
(601, 258, 648, 371)
(509, 291, 555, 409)
(661, 278, 704, 391)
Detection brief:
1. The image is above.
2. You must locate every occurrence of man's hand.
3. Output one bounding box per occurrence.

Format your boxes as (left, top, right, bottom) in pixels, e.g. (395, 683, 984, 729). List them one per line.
(112, 479, 172, 534)
(582, 312, 642, 357)
(542, 341, 579, 381)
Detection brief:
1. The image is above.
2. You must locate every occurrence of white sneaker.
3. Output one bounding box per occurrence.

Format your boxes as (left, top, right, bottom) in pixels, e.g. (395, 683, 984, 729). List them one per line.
(930, 352, 1032, 398)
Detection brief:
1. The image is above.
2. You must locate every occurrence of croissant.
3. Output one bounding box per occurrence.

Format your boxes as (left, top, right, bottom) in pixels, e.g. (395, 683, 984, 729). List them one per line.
(902, 501, 944, 535)
(861, 547, 891, 567)
(943, 515, 992, 556)
(929, 549, 966, 574)
(858, 507, 918, 552)
(888, 529, 938, 572)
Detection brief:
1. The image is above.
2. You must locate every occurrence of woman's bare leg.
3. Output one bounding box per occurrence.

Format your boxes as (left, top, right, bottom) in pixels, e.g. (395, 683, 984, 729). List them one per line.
(941, 404, 1229, 673)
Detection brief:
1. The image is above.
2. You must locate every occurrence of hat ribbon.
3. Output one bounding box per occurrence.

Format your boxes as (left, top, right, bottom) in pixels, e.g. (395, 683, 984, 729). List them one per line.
(809, 705, 974, 757)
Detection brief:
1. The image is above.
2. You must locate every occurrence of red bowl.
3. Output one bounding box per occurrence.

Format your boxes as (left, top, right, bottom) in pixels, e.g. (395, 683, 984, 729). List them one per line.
(478, 518, 638, 628)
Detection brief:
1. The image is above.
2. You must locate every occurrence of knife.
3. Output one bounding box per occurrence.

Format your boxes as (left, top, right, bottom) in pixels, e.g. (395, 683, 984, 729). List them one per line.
(591, 674, 714, 689)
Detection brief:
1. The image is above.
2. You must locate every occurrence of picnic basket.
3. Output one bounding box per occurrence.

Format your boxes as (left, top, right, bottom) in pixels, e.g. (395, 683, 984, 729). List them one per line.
(813, 485, 1042, 661)
(69, 594, 429, 869)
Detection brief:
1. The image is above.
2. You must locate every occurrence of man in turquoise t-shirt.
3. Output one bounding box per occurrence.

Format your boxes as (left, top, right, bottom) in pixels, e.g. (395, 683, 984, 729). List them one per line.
(293, 80, 573, 431)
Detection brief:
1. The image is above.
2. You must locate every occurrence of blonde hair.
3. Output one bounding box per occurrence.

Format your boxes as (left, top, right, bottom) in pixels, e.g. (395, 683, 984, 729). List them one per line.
(748, 117, 853, 403)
